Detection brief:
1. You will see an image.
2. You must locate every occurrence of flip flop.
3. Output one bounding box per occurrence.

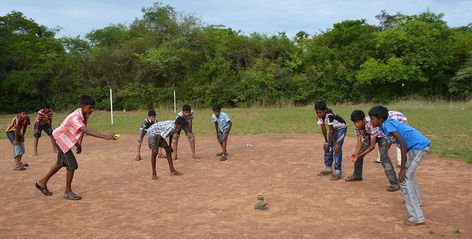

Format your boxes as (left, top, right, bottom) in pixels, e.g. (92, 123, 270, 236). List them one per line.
(63, 192, 82, 200)
(35, 182, 53, 196)
(21, 162, 29, 167)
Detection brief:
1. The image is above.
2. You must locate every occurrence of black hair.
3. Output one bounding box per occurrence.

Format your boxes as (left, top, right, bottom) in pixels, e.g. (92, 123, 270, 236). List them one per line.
(182, 104, 191, 112)
(350, 110, 365, 122)
(212, 104, 221, 111)
(79, 95, 96, 106)
(42, 101, 51, 109)
(175, 116, 188, 126)
(368, 105, 389, 120)
(148, 110, 156, 117)
(314, 101, 327, 110)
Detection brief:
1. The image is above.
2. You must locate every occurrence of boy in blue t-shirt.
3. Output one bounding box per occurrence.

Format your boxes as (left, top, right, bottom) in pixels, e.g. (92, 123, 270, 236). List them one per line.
(369, 106, 430, 226)
(211, 104, 232, 161)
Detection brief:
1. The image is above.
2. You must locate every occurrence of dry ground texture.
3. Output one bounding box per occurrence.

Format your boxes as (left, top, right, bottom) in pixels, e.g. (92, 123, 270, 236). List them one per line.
(1, 134, 471, 239)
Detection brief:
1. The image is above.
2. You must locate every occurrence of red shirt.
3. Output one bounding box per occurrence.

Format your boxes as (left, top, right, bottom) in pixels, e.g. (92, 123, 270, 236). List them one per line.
(6, 115, 31, 133)
(35, 108, 54, 125)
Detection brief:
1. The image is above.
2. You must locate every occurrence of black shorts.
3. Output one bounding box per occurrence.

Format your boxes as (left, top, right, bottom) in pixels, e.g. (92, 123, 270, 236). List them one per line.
(34, 123, 52, 138)
(148, 135, 170, 151)
(56, 145, 78, 171)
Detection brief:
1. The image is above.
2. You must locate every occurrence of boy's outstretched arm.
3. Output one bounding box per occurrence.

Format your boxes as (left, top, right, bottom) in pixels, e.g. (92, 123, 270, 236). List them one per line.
(320, 125, 328, 150)
(350, 136, 363, 161)
(214, 122, 219, 138)
(80, 127, 116, 140)
(391, 131, 408, 181)
(225, 121, 232, 133)
(357, 136, 378, 158)
(329, 125, 339, 153)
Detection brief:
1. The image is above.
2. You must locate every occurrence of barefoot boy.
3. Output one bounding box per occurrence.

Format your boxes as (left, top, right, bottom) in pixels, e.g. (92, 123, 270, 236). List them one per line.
(314, 101, 347, 181)
(5, 109, 31, 171)
(146, 117, 186, 179)
(211, 104, 232, 161)
(33, 102, 56, 155)
(172, 104, 197, 160)
(346, 110, 400, 192)
(136, 110, 158, 161)
(35, 96, 116, 200)
(369, 105, 430, 226)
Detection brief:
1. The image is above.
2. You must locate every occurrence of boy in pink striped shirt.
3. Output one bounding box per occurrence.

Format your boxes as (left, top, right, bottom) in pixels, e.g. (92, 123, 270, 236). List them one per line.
(33, 102, 56, 155)
(35, 96, 117, 200)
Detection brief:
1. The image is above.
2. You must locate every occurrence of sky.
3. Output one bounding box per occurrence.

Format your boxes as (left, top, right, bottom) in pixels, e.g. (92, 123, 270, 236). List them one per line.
(1, 0, 471, 38)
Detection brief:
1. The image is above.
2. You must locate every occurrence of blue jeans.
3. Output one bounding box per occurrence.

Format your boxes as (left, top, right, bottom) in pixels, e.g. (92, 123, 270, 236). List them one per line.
(324, 127, 347, 176)
(401, 147, 429, 223)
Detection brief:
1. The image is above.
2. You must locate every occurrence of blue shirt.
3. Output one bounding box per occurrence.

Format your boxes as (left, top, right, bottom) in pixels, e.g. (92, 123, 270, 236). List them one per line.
(212, 112, 231, 132)
(380, 118, 430, 152)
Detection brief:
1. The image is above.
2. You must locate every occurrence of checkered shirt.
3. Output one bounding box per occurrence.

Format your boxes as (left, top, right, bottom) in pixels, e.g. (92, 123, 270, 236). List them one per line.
(146, 120, 177, 138)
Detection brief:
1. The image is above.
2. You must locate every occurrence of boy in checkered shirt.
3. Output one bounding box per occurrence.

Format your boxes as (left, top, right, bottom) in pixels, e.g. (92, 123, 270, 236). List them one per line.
(33, 102, 57, 155)
(35, 96, 117, 200)
(5, 109, 31, 171)
(146, 117, 187, 179)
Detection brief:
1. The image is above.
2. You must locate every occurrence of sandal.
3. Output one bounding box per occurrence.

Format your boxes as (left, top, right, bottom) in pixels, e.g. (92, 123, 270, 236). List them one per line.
(318, 170, 332, 176)
(63, 192, 82, 200)
(20, 162, 29, 167)
(386, 184, 400, 192)
(35, 182, 53, 196)
(331, 174, 343, 181)
(345, 175, 362, 182)
(14, 164, 26, 171)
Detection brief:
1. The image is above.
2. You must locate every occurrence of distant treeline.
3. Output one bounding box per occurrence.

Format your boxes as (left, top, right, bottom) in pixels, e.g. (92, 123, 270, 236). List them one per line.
(1, 2, 471, 112)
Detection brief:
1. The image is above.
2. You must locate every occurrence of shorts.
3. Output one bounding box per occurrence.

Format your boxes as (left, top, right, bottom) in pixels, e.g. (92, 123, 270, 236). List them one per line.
(56, 145, 78, 171)
(217, 130, 229, 144)
(34, 123, 52, 138)
(148, 135, 171, 151)
(172, 125, 195, 143)
(6, 132, 25, 157)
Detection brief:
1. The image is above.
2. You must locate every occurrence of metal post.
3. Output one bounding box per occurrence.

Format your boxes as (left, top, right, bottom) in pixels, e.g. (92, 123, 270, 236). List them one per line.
(110, 88, 114, 125)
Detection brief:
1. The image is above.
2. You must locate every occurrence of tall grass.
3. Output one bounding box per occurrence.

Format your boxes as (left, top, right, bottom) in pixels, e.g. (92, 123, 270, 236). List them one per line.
(1, 100, 471, 163)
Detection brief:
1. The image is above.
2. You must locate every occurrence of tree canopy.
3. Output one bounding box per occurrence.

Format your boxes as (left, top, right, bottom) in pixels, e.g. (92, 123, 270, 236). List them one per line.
(1, 2, 471, 112)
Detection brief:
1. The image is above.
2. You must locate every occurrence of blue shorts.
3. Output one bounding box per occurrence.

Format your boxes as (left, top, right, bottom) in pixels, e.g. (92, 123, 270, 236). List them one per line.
(7, 132, 25, 157)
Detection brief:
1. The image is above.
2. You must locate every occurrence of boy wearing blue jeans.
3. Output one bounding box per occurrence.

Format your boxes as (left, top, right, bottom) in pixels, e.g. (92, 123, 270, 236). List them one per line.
(314, 101, 347, 181)
(369, 106, 430, 226)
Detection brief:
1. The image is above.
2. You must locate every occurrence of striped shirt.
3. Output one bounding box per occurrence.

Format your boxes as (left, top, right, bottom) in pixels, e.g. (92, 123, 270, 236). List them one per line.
(388, 111, 407, 124)
(146, 120, 177, 138)
(6, 115, 31, 133)
(35, 108, 54, 124)
(140, 118, 157, 131)
(361, 111, 408, 138)
(317, 112, 347, 130)
(53, 108, 88, 153)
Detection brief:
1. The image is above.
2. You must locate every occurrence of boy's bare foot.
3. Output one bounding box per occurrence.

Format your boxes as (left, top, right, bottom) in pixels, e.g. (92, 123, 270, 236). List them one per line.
(192, 155, 198, 159)
(135, 156, 142, 161)
(152, 175, 159, 180)
(170, 170, 183, 176)
(216, 152, 224, 156)
(158, 154, 166, 158)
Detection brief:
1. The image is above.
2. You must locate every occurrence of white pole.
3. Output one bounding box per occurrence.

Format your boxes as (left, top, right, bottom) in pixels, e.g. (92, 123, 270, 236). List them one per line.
(173, 89, 176, 113)
(110, 88, 114, 125)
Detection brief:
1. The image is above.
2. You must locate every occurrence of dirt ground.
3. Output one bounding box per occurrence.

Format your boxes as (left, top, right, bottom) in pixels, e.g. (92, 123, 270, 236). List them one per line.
(0, 134, 471, 239)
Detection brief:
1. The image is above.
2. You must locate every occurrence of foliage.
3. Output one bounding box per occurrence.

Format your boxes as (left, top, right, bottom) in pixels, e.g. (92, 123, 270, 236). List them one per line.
(1, 4, 472, 113)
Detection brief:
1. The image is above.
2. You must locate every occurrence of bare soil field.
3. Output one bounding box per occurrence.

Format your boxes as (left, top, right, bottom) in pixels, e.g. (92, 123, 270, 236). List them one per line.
(1, 134, 471, 238)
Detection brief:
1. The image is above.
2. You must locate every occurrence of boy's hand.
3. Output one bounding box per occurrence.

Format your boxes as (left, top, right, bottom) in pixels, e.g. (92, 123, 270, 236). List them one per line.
(13, 140, 18, 146)
(187, 132, 193, 138)
(323, 143, 329, 150)
(137, 138, 143, 145)
(17, 135, 24, 142)
(76, 144, 82, 154)
(350, 153, 357, 162)
(107, 133, 117, 140)
(333, 144, 340, 153)
(399, 168, 407, 182)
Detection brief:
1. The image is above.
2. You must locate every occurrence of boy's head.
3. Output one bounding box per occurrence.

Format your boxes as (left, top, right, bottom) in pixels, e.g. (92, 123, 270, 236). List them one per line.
(148, 110, 157, 122)
(212, 104, 222, 117)
(17, 108, 28, 119)
(174, 116, 188, 130)
(350, 110, 366, 129)
(314, 101, 327, 118)
(368, 105, 389, 127)
(79, 95, 96, 115)
(182, 104, 192, 117)
(42, 101, 51, 110)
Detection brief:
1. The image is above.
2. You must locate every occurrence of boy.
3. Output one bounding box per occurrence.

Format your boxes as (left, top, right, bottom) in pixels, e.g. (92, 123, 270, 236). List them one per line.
(212, 104, 232, 161)
(33, 102, 57, 155)
(146, 117, 186, 179)
(35, 96, 117, 200)
(346, 110, 400, 192)
(172, 104, 197, 160)
(369, 106, 430, 226)
(314, 101, 347, 181)
(135, 110, 160, 161)
(374, 111, 408, 166)
(5, 109, 31, 171)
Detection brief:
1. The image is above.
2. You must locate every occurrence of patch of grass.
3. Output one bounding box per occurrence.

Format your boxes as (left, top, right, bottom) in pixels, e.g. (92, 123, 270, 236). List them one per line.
(1, 100, 471, 162)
